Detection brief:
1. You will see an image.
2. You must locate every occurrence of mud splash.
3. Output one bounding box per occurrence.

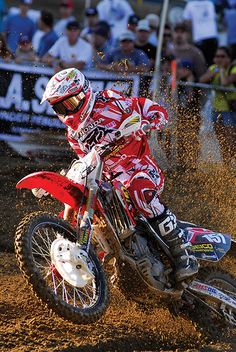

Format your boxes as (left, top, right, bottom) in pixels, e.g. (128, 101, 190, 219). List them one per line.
(163, 162, 236, 237)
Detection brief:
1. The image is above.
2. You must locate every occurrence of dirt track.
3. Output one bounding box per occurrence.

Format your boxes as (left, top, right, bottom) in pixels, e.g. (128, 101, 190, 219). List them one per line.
(0, 141, 236, 352)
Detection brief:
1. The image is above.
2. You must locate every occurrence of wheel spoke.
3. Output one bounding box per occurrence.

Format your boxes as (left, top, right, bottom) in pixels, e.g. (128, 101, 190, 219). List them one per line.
(49, 273, 93, 307)
(32, 236, 52, 256)
(74, 287, 88, 308)
(31, 245, 51, 267)
(62, 279, 69, 303)
(35, 228, 53, 252)
(77, 285, 96, 304)
(51, 271, 58, 294)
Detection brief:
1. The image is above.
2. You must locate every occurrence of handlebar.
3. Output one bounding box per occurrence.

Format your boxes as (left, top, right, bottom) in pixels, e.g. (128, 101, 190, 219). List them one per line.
(98, 123, 152, 159)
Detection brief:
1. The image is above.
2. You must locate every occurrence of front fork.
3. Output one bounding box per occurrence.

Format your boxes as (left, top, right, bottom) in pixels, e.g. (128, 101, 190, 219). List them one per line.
(76, 185, 99, 252)
(76, 161, 103, 253)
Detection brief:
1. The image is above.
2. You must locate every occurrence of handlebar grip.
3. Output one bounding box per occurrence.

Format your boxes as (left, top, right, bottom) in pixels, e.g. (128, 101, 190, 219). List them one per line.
(143, 123, 152, 133)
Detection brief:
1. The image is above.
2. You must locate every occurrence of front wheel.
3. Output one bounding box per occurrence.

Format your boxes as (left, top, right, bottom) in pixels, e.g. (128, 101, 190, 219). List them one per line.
(15, 211, 109, 324)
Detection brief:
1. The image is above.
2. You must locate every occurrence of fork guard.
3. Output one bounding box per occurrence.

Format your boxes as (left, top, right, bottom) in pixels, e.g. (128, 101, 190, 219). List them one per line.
(16, 171, 86, 210)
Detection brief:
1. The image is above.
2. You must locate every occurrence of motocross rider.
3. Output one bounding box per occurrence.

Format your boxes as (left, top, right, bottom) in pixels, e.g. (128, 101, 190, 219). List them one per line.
(41, 67, 198, 281)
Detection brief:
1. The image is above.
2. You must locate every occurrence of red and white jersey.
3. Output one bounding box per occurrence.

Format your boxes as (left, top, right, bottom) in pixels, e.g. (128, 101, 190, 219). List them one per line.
(67, 89, 168, 182)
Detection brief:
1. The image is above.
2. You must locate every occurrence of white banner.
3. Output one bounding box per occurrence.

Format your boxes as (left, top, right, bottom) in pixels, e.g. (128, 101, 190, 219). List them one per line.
(0, 62, 140, 138)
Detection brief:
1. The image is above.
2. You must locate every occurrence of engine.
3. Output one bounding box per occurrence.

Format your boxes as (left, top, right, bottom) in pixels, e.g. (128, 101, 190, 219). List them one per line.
(124, 233, 167, 290)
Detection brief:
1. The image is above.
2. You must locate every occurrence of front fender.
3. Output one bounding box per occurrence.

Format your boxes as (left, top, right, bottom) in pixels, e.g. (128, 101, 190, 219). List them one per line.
(16, 171, 85, 210)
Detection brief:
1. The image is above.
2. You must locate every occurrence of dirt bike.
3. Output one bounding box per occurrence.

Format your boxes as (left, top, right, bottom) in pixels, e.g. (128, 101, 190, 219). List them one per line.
(15, 115, 236, 337)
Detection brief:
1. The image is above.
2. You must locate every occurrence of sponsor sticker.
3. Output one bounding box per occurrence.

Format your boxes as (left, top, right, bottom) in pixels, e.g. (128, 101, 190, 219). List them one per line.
(191, 243, 214, 252)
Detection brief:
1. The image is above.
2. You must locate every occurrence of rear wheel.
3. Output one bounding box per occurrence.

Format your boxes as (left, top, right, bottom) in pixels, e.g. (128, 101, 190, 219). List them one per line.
(187, 267, 236, 339)
(15, 211, 109, 324)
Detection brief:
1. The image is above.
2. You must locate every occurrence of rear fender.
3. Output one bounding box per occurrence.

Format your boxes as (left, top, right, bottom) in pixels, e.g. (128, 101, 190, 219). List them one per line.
(16, 171, 86, 210)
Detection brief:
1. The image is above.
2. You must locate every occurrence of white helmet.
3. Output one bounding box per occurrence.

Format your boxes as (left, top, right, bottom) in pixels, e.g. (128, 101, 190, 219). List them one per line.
(41, 68, 95, 130)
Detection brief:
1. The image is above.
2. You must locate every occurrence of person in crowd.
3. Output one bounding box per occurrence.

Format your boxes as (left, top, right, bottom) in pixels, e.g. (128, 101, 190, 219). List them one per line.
(15, 35, 37, 64)
(42, 20, 93, 72)
(177, 60, 196, 106)
(175, 59, 201, 170)
(172, 22, 207, 81)
(160, 54, 175, 92)
(96, 0, 134, 40)
(0, 33, 14, 62)
(171, 22, 206, 170)
(90, 25, 111, 68)
(224, 3, 236, 61)
(41, 67, 199, 281)
(94, 20, 114, 48)
(135, 19, 156, 70)
(162, 24, 174, 58)
(145, 13, 159, 47)
(37, 11, 58, 58)
(32, 30, 44, 53)
(2, 0, 36, 54)
(200, 46, 236, 165)
(81, 7, 99, 44)
(127, 14, 140, 33)
(7, 1, 40, 23)
(155, 25, 174, 94)
(158, 53, 176, 161)
(183, 0, 218, 66)
(98, 30, 149, 74)
(54, 0, 75, 37)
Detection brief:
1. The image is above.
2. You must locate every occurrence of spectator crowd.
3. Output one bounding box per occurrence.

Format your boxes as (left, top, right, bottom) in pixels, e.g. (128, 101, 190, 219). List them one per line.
(1, 0, 236, 77)
(0, 0, 235, 167)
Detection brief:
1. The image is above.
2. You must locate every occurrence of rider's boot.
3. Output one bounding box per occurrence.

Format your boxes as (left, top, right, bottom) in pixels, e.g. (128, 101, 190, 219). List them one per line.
(150, 208, 199, 281)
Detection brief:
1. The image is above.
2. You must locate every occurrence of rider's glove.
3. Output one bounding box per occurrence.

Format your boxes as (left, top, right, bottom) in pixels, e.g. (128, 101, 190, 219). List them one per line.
(32, 188, 49, 199)
(132, 120, 152, 140)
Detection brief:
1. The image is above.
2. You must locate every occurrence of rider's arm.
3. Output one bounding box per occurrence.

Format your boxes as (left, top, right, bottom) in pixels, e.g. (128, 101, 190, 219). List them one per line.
(41, 53, 55, 66)
(67, 132, 86, 159)
(137, 97, 168, 130)
(199, 65, 218, 83)
(220, 67, 236, 86)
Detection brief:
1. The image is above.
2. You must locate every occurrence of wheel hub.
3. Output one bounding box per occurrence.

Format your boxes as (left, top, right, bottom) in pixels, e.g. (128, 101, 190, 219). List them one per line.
(50, 238, 95, 288)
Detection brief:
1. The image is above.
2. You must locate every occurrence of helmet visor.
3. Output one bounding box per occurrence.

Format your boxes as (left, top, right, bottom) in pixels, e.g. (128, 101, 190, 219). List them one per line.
(52, 92, 86, 116)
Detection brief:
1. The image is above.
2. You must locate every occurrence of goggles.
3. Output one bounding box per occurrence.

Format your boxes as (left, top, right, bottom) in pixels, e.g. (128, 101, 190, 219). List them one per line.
(52, 92, 86, 116)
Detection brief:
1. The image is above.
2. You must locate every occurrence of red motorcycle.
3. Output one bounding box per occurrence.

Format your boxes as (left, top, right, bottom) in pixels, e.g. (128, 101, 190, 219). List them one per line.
(15, 116, 236, 336)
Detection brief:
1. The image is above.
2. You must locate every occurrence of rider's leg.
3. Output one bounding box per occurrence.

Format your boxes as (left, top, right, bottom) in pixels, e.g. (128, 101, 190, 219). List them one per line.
(126, 162, 198, 281)
(149, 207, 198, 281)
